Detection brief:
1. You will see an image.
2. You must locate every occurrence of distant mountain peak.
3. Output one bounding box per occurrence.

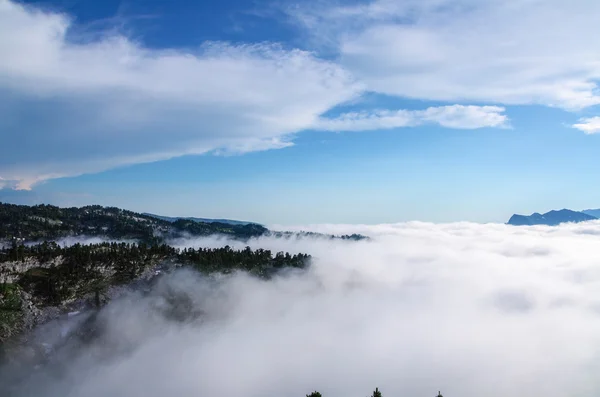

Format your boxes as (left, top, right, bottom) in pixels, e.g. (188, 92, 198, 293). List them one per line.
(582, 209, 600, 218)
(508, 208, 597, 226)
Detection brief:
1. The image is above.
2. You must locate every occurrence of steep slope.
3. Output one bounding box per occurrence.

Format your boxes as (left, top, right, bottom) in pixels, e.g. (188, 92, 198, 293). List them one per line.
(0, 241, 311, 344)
(507, 212, 547, 226)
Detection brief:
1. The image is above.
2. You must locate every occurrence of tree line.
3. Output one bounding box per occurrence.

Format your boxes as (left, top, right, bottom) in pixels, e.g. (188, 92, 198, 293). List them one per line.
(0, 241, 310, 307)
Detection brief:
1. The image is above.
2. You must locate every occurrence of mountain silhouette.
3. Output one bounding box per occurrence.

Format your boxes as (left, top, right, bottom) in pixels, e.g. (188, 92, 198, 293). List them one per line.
(508, 209, 597, 226)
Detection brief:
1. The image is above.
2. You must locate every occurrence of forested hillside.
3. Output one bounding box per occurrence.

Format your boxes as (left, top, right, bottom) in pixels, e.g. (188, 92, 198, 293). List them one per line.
(0, 202, 368, 243)
(0, 241, 310, 342)
(0, 203, 268, 243)
(0, 202, 366, 351)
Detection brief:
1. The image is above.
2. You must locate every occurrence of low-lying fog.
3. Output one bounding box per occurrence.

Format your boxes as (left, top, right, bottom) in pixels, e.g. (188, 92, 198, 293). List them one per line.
(6, 221, 600, 397)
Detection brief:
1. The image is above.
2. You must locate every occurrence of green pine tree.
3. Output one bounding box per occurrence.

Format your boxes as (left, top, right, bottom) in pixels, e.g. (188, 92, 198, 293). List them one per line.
(372, 387, 382, 397)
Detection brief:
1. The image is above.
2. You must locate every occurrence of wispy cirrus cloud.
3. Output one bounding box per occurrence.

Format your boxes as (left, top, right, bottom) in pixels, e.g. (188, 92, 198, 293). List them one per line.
(315, 105, 508, 132)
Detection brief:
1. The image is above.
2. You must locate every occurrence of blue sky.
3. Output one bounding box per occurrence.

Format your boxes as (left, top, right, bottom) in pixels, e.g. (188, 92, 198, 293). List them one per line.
(1, 0, 600, 224)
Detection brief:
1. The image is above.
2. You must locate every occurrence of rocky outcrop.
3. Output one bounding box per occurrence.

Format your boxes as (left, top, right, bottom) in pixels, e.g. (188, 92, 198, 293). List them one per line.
(0, 257, 64, 284)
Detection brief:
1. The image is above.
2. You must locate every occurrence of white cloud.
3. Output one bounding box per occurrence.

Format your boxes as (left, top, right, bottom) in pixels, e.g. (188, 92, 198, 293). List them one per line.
(573, 116, 600, 134)
(0, 177, 17, 190)
(0, 0, 360, 188)
(288, 0, 600, 110)
(6, 221, 600, 396)
(315, 105, 508, 132)
(0, 0, 529, 187)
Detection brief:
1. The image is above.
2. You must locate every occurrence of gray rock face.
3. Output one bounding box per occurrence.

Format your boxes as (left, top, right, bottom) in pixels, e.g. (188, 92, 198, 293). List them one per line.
(1, 257, 63, 284)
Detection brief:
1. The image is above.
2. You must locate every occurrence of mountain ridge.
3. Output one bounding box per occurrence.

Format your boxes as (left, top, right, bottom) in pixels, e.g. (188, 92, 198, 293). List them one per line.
(0, 202, 269, 244)
(142, 212, 258, 226)
(0, 202, 368, 244)
(507, 208, 599, 226)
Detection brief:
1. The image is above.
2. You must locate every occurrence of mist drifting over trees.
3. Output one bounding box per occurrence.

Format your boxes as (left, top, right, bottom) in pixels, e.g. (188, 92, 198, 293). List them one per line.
(2, 214, 600, 396)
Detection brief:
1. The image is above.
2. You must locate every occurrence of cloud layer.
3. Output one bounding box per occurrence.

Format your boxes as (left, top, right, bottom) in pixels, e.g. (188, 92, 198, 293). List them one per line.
(0, 0, 360, 188)
(6, 221, 600, 396)
(3, 0, 600, 188)
(0, 0, 520, 189)
(290, 0, 600, 109)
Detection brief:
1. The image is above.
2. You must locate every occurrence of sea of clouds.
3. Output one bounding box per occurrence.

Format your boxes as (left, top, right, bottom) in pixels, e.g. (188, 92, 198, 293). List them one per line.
(5, 220, 600, 397)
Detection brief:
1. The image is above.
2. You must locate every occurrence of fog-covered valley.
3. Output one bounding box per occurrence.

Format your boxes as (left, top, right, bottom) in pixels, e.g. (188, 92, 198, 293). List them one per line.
(4, 220, 600, 396)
